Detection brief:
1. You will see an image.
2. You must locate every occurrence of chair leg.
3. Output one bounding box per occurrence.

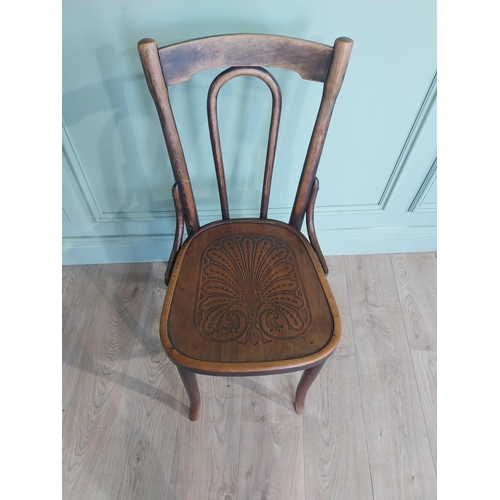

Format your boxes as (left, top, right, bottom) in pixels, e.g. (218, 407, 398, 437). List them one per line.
(294, 361, 326, 415)
(177, 366, 201, 421)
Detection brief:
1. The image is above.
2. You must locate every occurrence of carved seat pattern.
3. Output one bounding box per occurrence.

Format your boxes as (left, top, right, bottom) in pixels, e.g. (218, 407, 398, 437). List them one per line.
(194, 235, 311, 345)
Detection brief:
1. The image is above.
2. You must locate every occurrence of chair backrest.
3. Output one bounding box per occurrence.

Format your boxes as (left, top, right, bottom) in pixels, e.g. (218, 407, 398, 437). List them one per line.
(138, 34, 353, 234)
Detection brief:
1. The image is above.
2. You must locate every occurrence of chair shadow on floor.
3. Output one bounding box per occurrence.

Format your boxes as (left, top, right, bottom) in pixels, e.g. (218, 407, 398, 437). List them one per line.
(63, 263, 189, 418)
(234, 375, 299, 413)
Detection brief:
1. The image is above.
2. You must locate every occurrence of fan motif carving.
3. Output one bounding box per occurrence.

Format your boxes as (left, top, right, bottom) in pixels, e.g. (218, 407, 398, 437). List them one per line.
(194, 235, 311, 345)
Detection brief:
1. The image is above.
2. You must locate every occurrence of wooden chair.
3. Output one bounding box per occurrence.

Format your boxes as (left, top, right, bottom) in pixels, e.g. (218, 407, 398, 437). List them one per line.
(137, 34, 353, 420)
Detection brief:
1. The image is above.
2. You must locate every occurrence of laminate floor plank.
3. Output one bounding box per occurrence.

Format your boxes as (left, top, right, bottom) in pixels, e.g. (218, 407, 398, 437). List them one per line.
(411, 350, 437, 472)
(391, 253, 437, 351)
(391, 252, 437, 473)
(303, 352, 373, 500)
(62, 264, 131, 410)
(325, 255, 359, 357)
(92, 263, 186, 500)
(344, 254, 436, 500)
(303, 256, 373, 500)
(62, 265, 77, 298)
(62, 263, 153, 500)
(62, 265, 107, 381)
(167, 373, 243, 500)
(237, 422, 306, 500)
(206, 375, 243, 498)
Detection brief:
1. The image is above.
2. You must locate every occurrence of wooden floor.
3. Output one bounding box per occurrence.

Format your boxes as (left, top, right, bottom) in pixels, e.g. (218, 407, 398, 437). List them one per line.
(62, 253, 436, 500)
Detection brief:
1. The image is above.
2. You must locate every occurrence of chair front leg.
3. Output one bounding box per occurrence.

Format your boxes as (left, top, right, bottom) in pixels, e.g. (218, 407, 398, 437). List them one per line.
(294, 360, 326, 415)
(177, 366, 201, 421)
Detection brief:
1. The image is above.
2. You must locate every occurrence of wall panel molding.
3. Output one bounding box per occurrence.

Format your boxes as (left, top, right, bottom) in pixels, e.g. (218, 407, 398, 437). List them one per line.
(62, 123, 103, 221)
(62, 208, 70, 224)
(62, 122, 177, 222)
(408, 158, 437, 212)
(315, 204, 383, 214)
(379, 73, 437, 209)
(313, 72, 436, 215)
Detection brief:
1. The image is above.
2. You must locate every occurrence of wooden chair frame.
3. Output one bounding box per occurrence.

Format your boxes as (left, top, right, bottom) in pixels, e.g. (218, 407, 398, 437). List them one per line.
(138, 34, 353, 420)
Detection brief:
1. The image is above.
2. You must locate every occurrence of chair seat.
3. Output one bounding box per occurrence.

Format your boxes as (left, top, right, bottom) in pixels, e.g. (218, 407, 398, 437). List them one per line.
(160, 219, 341, 375)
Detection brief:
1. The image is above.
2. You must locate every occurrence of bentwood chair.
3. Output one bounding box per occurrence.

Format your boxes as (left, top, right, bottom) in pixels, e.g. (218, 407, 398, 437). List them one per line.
(138, 34, 353, 420)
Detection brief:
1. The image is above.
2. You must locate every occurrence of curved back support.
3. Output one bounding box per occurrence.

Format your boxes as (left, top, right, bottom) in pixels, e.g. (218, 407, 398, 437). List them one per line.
(138, 34, 353, 233)
(208, 66, 282, 220)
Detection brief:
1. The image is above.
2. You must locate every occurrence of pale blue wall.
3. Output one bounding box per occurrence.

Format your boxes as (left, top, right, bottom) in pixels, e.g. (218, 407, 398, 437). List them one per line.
(63, 0, 436, 264)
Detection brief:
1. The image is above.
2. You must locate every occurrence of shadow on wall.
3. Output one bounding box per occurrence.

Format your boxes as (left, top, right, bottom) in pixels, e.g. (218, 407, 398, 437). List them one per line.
(63, 32, 318, 220)
(64, 44, 165, 217)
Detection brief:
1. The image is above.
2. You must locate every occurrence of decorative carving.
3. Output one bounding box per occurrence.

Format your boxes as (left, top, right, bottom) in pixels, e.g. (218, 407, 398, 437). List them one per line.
(194, 235, 311, 345)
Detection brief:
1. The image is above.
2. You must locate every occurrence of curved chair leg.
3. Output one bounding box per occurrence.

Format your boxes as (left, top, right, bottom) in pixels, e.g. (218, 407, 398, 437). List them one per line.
(294, 361, 326, 415)
(177, 367, 201, 421)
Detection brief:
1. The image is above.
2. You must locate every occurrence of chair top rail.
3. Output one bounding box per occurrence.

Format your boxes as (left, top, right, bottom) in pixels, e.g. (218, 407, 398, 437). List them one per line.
(158, 34, 334, 85)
